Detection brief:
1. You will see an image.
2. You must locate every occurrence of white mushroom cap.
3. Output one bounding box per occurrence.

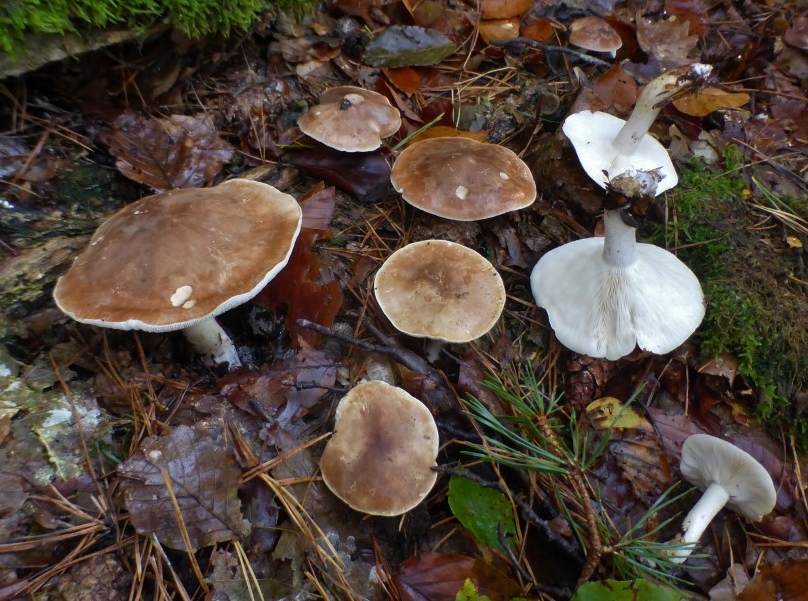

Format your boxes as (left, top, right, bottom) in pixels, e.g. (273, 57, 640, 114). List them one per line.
(680, 434, 776, 522)
(562, 63, 713, 194)
(668, 434, 777, 563)
(562, 111, 678, 193)
(320, 380, 439, 516)
(530, 209, 704, 360)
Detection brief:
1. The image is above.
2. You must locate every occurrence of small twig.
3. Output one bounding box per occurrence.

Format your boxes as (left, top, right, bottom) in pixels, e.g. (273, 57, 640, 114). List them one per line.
(434, 466, 583, 563)
(490, 38, 614, 69)
(296, 319, 455, 413)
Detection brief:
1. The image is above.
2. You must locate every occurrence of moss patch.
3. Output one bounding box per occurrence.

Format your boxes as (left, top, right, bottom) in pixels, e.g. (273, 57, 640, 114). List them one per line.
(0, 0, 315, 55)
(646, 146, 808, 440)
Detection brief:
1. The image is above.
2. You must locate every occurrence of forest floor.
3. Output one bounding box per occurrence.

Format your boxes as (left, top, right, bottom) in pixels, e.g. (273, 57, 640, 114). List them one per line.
(1, 1, 808, 600)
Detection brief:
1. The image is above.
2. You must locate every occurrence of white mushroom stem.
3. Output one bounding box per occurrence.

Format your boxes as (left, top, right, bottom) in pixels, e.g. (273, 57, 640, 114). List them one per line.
(669, 482, 730, 564)
(182, 319, 242, 368)
(611, 64, 713, 154)
(602, 209, 637, 268)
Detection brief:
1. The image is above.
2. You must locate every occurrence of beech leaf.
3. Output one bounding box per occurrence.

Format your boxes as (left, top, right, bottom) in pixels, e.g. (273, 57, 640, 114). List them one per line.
(673, 88, 750, 117)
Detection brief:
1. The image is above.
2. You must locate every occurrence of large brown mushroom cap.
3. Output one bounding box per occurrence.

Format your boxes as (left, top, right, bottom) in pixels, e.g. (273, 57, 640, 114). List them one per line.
(53, 179, 302, 331)
(320, 380, 439, 516)
(568, 16, 622, 53)
(298, 86, 402, 152)
(391, 137, 536, 220)
(374, 239, 506, 342)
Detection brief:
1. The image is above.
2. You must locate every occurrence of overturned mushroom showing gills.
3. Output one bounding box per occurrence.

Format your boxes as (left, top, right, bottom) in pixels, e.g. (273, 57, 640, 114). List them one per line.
(320, 380, 439, 516)
(298, 85, 402, 152)
(390, 137, 536, 220)
(670, 434, 776, 564)
(53, 179, 303, 368)
(530, 169, 704, 359)
(374, 239, 506, 350)
(562, 63, 713, 194)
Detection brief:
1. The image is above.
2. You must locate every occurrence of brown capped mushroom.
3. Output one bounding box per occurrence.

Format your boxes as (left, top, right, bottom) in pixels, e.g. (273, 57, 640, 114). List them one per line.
(53, 179, 302, 368)
(320, 380, 439, 516)
(374, 240, 505, 360)
(298, 86, 402, 152)
(569, 16, 622, 56)
(390, 137, 536, 221)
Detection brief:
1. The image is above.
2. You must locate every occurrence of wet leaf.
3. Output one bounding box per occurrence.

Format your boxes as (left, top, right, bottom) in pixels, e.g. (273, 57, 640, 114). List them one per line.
(664, 0, 710, 38)
(448, 475, 516, 551)
(299, 182, 337, 232)
(673, 88, 750, 116)
(395, 552, 521, 601)
(364, 25, 456, 68)
(635, 13, 698, 68)
(481, 0, 532, 20)
(384, 67, 422, 95)
(521, 18, 555, 43)
(586, 397, 671, 502)
(572, 579, 684, 601)
(118, 423, 247, 551)
(478, 19, 520, 44)
(594, 65, 638, 109)
(107, 112, 234, 192)
(738, 558, 808, 601)
(286, 148, 391, 202)
(255, 229, 343, 347)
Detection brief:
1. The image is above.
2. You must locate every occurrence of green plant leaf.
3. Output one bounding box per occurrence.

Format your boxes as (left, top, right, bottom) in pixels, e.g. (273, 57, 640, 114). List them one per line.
(448, 474, 517, 552)
(455, 579, 492, 601)
(571, 579, 684, 601)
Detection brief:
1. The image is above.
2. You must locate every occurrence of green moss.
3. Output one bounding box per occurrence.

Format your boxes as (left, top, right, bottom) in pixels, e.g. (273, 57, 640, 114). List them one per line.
(0, 0, 315, 55)
(646, 146, 808, 441)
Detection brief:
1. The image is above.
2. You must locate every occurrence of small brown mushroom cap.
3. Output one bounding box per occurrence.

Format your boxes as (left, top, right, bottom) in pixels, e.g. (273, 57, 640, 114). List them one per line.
(53, 179, 302, 331)
(320, 380, 439, 516)
(298, 86, 402, 152)
(568, 16, 622, 53)
(390, 137, 536, 220)
(374, 239, 506, 342)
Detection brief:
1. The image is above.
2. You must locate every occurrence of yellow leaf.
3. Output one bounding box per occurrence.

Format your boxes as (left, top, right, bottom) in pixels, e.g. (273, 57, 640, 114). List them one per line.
(673, 87, 750, 117)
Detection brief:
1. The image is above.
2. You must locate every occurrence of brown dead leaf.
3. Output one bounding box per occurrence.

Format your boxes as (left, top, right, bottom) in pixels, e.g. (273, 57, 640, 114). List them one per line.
(384, 67, 421, 95)
(117, 423, 247, 551)
(587, 397, 671, 502)
(521, 18, 555, 43)
(636, 12, 698, 68)
(299, 182, 337, 232)
(107, 112, 234, 191)
(594, 64, 639, 109)
(395, 552, 521, 601)
(673, 88, 750, 116)
(664, 0, 710, 38)
(738, 558, 808, 601)
(481, 0, 532, 19)
(478, 19, 520, 44)
(255, 229, 343, 348)
(699, 354, 738, 382)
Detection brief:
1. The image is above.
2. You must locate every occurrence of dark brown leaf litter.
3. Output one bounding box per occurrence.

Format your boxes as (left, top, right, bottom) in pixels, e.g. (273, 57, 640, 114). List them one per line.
(118, 422, 248, 551)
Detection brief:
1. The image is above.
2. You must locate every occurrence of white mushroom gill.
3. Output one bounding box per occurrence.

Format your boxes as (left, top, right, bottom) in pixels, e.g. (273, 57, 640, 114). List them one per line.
(530, 171, 705, 360)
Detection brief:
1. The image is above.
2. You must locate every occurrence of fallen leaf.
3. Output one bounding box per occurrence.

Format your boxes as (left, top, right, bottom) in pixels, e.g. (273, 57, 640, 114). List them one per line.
(636, 13, 698, 69)
(594, 65, 639, 109)
(673, 88, 750, 117)
(448, 474, 517, 552)
(408, 125, 489, 145)
(586, 397, 671, 502)
(478, 19, 520, 44)
(481, 0, 532, 20)
(107, 112, 234, 192)
(572, 579, 684, 601)
(738, 558, 808, 601)
(394, 552, 521, 601)
(698, 354, 738, 382)
(664, 0, 710, 38)
(286, 148, 391, 202)
(384, 67, 421, 95)
(118, 423, 247, 551)
(521, 18, 555, 43)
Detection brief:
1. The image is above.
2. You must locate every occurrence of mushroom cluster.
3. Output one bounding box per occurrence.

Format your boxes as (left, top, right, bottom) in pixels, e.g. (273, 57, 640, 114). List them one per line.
(530, 64, 712, 359)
